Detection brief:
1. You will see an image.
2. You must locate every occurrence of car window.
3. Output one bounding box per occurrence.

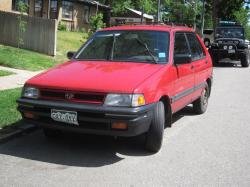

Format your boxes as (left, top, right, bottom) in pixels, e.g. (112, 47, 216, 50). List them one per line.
(76, 30, 170, 64)
(186, 33, 206, 61)
(77, 34, 113, 60)
(174, 33, 190, 56)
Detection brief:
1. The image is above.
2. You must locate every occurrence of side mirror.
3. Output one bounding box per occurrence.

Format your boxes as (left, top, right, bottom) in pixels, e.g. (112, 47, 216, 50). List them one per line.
(67, 51, 75, 59)
(174, 54, 192, 65)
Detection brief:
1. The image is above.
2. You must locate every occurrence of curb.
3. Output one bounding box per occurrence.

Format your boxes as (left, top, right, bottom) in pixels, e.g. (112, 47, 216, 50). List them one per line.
(0, 122, 37, 143)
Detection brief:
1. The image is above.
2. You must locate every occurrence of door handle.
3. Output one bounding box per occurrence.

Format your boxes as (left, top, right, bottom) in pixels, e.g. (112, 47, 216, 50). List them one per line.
(205, 60, 208, 64)
(191, 65, 194, 70)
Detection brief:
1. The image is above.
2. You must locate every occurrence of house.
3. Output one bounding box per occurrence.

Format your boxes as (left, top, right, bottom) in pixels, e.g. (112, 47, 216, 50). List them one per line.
(111, 8, 154, 26)
(0, 0, 110, 31)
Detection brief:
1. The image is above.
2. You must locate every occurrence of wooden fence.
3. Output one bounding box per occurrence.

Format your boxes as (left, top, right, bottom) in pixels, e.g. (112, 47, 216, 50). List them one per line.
(0, 11, 57, 56)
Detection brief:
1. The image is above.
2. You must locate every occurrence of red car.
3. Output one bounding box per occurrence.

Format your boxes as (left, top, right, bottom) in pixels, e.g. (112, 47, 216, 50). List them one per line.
(17, 25, 213, 152)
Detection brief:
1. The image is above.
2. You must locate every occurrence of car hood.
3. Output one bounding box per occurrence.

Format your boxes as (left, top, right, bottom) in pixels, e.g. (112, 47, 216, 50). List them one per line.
(27, 61, 164, 93)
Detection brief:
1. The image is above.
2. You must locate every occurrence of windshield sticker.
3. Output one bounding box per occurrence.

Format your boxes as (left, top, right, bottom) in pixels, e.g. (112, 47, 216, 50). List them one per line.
(158, 52, 166, 58)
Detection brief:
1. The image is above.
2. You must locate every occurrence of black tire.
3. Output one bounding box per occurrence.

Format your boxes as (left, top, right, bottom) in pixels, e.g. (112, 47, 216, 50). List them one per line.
(241, 52, 250, 67)
(145, 101, 165, 153)
(43, 128, 61, 138)
(193, 83, 209, 114)
(212, 55, 219, 66)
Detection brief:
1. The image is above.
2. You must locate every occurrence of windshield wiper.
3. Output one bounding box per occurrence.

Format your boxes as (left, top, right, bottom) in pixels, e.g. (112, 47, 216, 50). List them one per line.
(135, 38, 158, 64)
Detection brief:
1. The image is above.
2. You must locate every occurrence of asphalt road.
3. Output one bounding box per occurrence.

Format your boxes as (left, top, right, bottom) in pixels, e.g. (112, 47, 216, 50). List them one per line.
(0, 62, 250, 187)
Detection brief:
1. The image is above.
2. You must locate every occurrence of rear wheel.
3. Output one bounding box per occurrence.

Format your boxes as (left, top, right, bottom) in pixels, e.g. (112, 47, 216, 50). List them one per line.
(145, 101, 165, 153)
(193, 83, 209, 114)
(241, 52, 250, 67)
(43, 128, 61, 138)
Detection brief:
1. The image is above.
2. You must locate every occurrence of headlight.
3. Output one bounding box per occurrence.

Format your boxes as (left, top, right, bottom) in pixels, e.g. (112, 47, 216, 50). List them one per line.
(23, 87, 39, 99)
(104, 94, 145, 107)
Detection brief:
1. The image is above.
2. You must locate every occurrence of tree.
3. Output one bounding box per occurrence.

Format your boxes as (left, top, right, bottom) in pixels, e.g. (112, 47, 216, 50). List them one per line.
(162, 0, 198, 27)
(17, 0, 28, 48)
(205, 0, 244, 28)
(234, 7, 250, 39)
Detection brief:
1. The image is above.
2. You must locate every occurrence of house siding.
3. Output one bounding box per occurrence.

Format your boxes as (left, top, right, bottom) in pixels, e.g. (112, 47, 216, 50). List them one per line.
(0, 0, 12, 12)
(61, 3, 98, 31)
(0, 0, 108, 31)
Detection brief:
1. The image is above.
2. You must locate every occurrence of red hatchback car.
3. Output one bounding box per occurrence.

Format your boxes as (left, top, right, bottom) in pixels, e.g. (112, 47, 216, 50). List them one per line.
(17, 25, 213, 152)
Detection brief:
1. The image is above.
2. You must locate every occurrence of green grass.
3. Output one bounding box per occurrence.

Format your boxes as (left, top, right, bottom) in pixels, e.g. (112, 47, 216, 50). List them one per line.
(0, 88, 22, 128)
(0, 70, 15, 77)
(56, 31, 85, 63)
(0, 31, 85, 71)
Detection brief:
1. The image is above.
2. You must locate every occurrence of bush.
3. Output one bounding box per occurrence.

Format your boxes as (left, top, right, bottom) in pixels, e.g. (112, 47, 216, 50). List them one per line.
(89, 13, 106, 33)
(58, 21, 67, 31)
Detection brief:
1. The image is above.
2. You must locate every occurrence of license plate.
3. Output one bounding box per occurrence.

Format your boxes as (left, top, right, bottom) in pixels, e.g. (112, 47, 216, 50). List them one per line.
(51, 109, 79, 125)
(228, 49, 235, 54)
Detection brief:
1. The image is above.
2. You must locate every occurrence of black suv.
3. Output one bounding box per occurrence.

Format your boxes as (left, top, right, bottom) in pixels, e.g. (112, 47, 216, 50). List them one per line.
(209, 21, 250, 67)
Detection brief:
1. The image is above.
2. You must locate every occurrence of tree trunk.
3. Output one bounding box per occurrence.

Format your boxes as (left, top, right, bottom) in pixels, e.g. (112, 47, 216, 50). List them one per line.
(103, 0, 112, 27)
(212, 0, 222, 29)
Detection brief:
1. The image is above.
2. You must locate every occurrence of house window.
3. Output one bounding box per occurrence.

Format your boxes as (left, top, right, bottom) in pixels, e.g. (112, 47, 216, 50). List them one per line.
(83, 6, 90, 23)
(12, 0, 29, 13)
(34, 0, 42, 17)
(62, 1, 73, 20)
(50, 0, 58, 19)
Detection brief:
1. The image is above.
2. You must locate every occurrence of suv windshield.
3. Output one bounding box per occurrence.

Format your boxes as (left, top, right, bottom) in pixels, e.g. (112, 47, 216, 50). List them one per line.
(215, 27, 244, 39)
(75, 30, 170, 64)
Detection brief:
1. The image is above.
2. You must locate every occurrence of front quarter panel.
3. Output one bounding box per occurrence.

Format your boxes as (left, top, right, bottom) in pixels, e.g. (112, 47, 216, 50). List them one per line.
(133, 65, 175, 104)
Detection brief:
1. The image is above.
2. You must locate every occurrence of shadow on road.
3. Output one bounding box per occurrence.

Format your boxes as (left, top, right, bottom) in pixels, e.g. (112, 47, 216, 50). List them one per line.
(213, 61, 243, 68)
(0, 106, 196, 168)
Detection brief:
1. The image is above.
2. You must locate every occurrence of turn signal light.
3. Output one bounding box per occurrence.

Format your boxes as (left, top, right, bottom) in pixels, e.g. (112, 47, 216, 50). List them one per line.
(23, 112, 35, 119)
(111, 122, 128, 130)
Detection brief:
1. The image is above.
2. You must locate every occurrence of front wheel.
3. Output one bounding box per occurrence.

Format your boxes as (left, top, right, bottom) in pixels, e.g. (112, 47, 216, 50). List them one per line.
(145, 101, 165, 153)
(241, 52, 250, 67)
(193, 83, 209, 114)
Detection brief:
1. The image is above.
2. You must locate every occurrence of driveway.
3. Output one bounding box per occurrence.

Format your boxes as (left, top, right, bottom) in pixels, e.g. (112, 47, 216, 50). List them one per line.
(0, 62, 250, 186)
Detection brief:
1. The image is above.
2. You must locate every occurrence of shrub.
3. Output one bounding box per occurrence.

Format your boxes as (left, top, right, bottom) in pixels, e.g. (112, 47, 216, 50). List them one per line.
(58, 21, 67, 31)
(89, 13, 106, 33)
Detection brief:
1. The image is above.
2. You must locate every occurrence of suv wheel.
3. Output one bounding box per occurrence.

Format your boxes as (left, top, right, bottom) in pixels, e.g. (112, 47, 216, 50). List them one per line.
(193, 83, 209, 114)
(43, 128, 61, 138)
(145, 101, 165, 153)
(241, 52, 250, 67)
(212, 56, 219, 65)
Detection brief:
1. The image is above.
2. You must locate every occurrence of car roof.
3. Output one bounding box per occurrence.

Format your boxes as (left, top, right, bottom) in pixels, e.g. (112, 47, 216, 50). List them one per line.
(101, 25, 194, 33)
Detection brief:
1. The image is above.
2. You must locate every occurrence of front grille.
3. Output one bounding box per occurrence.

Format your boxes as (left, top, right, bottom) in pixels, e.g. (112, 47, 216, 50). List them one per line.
(40, 89, 106, 104)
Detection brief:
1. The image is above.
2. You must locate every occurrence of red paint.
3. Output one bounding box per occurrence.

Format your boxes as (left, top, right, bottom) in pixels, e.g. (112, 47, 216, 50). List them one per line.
(25, 25, 213, 113)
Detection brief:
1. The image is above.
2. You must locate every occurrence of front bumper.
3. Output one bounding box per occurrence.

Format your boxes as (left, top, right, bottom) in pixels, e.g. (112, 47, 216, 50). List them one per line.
(209, 48, 247, 60)
(17, 98, 156, 137)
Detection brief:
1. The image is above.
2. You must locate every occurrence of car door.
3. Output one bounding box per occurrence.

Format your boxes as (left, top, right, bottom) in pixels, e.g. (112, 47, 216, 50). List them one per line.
(185, 32, 209, 101)
(172, 32, 195, 113)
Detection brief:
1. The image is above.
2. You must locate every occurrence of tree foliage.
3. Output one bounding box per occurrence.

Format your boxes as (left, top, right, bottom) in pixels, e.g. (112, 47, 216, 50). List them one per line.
(99, 0, 249, 38)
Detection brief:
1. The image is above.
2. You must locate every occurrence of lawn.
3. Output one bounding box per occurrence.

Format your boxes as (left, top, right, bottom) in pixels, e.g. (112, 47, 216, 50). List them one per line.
(0, 31, 85, 71)
(0, 88, 22, 128)
(0, 70, 14, 77)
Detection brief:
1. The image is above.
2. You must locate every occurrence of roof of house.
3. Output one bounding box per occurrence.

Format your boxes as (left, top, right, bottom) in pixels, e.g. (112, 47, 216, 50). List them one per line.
(76, 0, 110, 9)
(126, 8, 154, 20)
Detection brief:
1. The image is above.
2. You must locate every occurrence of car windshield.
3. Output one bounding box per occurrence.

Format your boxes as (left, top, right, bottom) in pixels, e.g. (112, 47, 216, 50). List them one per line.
(75, 30, 170, 64)
(215, 27, 244, 39)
